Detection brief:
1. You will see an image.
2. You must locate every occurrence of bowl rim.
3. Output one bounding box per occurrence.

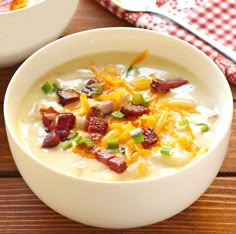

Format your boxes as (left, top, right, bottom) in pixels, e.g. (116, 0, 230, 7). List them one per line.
(0, 0, 46, 15)
(4, 27, 234, 185)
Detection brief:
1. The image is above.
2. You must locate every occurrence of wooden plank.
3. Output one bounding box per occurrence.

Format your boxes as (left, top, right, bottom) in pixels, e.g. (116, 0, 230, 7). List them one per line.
(0, 177, 235, 233)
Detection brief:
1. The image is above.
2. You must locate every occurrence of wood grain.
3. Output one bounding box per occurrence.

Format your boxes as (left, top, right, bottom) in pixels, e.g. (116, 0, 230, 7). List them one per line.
(0, 177, 235, 234)
(0, 0, 236, 233)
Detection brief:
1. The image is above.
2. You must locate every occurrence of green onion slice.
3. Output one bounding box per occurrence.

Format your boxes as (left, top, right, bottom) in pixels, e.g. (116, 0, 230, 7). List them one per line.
(130, 128, 144, 144)
(126, 65, 139, 76)
(61, 141, 73, 151)
(67, 131, 78, 140)
(178, 119, 189, 127)
(91, 83, 103, 97)
(52, 82, 61, 92)
(160, 146, 172, 156)
(41, 81, 54, 94)
(197, 123, 209, 133)
(131, 93, 149, 105)
(107, 138, 119, 150)
(75, 136, 95, 148)
(111, 111, 125, 119)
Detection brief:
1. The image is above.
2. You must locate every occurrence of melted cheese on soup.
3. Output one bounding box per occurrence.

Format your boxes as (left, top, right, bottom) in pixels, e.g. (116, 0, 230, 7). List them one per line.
(18, 51, 219, 181)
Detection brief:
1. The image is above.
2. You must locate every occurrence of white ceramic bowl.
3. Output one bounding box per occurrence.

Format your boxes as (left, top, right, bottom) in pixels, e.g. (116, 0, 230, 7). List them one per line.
(0, 0, 79, 68)
(4, 28, 233, 229)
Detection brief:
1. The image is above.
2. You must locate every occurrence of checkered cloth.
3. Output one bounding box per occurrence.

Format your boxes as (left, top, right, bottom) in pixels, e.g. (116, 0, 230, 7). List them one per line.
(95, 0, 236, 85)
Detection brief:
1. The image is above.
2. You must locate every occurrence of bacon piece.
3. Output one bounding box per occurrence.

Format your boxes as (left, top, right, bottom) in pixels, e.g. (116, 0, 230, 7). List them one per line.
(42, 129, 61, 148)
(57, 113, 76, 141)
(151, 78, 188, 93)
(120, 104, 149, 117)
(95, 150, 127, 173)
(84, 107, 105, 131)
(41, 109, 76, 147)
(141, 127, 158, 148)
(89, 133, 103, 142)
(57, 113, 76, 131)
(108, 157, 127, 174)
(42, 112, 58, 132)
(81, 78, 100, 98)
(87, 117, 108, 135)
(56, 89, 80, 106)
(75, 145, 127, 173)
(40, 107, 59, 132)
(86, 107, 104, 120)
(95, 149, 115, 165)
(58, 129, 71, 142)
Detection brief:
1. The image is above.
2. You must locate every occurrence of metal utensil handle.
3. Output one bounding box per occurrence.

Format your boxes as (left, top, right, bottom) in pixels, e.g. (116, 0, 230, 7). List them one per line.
(151, 8, 236, 63)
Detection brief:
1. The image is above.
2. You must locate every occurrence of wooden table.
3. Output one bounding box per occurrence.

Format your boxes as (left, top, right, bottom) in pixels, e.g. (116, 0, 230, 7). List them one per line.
(0, 0, 236, 233)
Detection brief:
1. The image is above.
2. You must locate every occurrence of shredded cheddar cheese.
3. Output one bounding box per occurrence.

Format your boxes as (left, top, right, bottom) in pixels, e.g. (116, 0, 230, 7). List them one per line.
(10, 0, 27, 10)
(34, 50, 218, 180)
(72, 50, 210, 168)
(77, 92, 90, 116)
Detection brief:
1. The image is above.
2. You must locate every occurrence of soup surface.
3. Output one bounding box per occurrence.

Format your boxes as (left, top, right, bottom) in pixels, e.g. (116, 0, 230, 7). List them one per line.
(0, 0, 41, 12)
(18, 51, 219, 181)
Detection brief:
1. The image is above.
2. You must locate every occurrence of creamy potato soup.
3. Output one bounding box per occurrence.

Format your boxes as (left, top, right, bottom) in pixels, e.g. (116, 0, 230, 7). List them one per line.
(18, 51, 219, 181)
(0, 0, 41, 12)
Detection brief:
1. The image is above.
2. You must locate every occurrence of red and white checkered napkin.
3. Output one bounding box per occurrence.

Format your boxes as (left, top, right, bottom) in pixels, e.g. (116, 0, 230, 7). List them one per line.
(95, 0, 236, 85)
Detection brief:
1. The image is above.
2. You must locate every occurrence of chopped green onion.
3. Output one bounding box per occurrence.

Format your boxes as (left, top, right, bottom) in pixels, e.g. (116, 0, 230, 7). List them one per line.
(130, 128, 144, 144)
(75, 136, 95, 147)
(178, 119, 189, 127)
(61, 141, 73, 151)
(126, 65, 139, 76)
(197, 123, 209, 133)
(131, 93, 149, 105)
(41, 81, 54, 94)
(160, 146, 172, 156)
(75, 136, 83, 145)
(67, 131, 78, 140)
(111, 111, 125, 119)
(90, 83, 103, 97)
(107, 138, 119, 150)
(52, 82, 61, 92)
(143, 98, 150, 105)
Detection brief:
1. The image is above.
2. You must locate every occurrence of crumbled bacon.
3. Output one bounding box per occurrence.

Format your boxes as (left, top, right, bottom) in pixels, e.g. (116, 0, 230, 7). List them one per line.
(42, 129, 61, 148)
(86, 107, 104, 120)
(95, 149, 115, 165)
(108, 157, 127, 174)
(151, 78, 188, 93)
(95, 149, 127, 173)
(141, 127, 158, 148)
(75, 145, 127, 174)
(89, 133, 103, 142)
(42, 112, 58, 132)
(120, 104, 149, 117)
(83, 107, 104, 131)
(57, 113, 76, 132)
(87, 117, 108, 135)
(81, 78, 100, 98)
(56, 89, 80, 106)
(40, 107, 76, 147)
